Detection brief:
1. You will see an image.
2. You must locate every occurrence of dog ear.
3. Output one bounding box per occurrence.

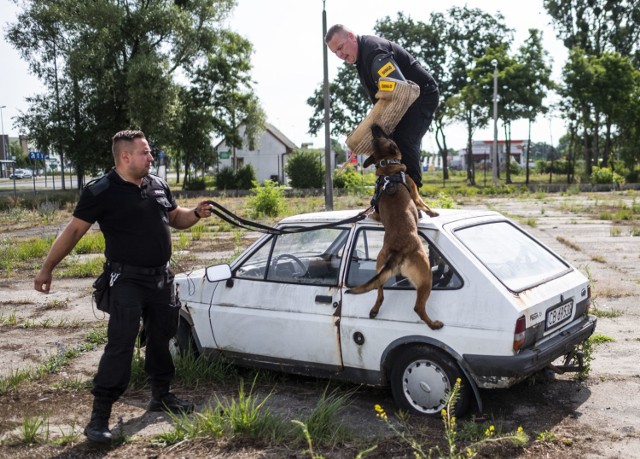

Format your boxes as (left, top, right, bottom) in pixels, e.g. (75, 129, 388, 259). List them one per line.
(370, 124, 388, 139)
(363, 155, 375, 168)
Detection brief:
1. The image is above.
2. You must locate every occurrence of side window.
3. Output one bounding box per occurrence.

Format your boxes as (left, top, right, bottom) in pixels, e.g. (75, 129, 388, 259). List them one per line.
(346, 228, 462, 290)
(235, 228, 349, 286)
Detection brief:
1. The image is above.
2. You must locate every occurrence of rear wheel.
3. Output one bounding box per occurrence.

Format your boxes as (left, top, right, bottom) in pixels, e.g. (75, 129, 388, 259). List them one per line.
(390, 345, 471, 417)
(170, 315, 200, 359)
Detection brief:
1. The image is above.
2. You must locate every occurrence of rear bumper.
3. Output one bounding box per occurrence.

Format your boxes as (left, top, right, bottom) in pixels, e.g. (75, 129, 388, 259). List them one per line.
(464, 316, 597, 386)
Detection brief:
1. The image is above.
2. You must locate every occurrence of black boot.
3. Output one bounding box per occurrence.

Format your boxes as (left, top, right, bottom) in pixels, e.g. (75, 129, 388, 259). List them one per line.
(84, 397, 113, 443)
(148, 392, 194, 414)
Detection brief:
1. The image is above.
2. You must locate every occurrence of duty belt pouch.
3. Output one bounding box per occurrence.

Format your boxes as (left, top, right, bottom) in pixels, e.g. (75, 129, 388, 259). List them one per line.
(92, 265, 111, 313)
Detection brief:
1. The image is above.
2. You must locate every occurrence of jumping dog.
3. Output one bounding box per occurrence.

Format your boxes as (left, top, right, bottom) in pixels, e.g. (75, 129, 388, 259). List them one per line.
(346, 124, 443, 330)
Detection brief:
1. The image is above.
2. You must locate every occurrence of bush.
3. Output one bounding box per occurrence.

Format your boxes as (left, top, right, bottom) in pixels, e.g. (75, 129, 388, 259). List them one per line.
(183, 177, 206, 191)
(248, 180, 285, 217)
(216, 167, 237, 190)
(235, 165, 257, 190)
(285, 150, 324, 189)
(625, 168, 639, 183)
(538, 160, 573, 175)
(591, 167, 625, 186)
(215, 165, 256, 190)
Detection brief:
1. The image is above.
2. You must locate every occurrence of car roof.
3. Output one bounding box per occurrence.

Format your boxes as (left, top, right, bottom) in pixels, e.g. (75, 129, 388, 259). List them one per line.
(277, 208, 502, 230)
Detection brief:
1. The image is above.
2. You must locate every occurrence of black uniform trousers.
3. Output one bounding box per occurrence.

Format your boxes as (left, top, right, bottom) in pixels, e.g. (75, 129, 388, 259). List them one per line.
(91, 268, 179, 402)
(392, 87, 440, 189)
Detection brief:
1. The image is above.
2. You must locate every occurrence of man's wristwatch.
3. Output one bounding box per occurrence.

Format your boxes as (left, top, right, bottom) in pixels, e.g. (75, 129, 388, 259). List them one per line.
(194, 208, 202, 218)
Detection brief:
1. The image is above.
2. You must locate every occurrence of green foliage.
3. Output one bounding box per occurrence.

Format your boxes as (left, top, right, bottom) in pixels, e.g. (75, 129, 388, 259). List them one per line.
(235, 164, 257, 190)
(285, 150, 324, 189)
(215, 165, 256, 190)
(7, 0, 261, 178)
(248, 180, 285, 218)
(297, 387, 353, 448)
(74, 232, 105, 254)
(591, 167, 625, 186)
(183, 178, 207, 191)
(216, 167, 237, 190)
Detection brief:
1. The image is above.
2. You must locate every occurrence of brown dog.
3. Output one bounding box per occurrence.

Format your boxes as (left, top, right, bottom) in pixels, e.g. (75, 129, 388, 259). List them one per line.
(346, 124, 443, 330)
(362, 153, 438, 221)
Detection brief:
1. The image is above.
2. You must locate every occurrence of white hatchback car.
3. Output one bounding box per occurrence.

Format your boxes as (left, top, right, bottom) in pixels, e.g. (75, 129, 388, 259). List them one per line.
(173, 208, 596, 416)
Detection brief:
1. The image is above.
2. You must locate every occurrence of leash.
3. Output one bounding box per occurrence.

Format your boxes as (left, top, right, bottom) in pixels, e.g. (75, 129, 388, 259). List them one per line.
(204, 200, 374, 235)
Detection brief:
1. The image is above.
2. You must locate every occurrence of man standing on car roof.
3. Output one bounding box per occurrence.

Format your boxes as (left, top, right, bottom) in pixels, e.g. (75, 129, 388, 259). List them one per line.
(325, 24, 439, 188)
(34, 129, 215, 444)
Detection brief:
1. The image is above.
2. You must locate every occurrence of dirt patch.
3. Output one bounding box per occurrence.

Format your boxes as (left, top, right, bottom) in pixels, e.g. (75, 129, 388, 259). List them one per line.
(1, 193, 639, 458)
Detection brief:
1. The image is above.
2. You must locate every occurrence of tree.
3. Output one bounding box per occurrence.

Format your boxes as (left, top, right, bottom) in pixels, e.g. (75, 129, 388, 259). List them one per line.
(544, 0, 640, 65)
(516, 29, 554, 184)
(433, 7, 511, 185)
(5, 0, 261, 188)
(285, 150, 324, 189)
(545, 0, 640, 175)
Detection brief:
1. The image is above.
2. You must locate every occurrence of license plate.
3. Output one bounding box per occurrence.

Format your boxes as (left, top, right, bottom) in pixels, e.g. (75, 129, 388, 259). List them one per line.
(546, 301, 573, 330)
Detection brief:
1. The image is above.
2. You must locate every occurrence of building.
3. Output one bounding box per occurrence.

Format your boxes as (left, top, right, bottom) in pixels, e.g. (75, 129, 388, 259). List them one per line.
(452, 140, 530, 170)
(214, 123, 297, 184)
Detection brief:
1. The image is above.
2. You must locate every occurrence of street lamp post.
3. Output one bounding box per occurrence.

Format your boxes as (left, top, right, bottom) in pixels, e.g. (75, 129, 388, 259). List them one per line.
(491, 60, 498, 184)
(322, 0, 333, 210)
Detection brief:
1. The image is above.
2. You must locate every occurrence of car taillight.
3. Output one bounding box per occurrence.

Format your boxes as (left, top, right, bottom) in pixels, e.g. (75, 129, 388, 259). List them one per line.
(513, 315, 526, 352)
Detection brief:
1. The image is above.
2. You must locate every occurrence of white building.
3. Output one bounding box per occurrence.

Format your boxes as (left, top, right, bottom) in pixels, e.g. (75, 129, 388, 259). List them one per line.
(214, 123, 297, 184)
(452, 140, 530, 170)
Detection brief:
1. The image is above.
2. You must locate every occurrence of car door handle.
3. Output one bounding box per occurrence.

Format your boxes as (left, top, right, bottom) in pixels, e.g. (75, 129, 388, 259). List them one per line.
(315, 295, 333, 304)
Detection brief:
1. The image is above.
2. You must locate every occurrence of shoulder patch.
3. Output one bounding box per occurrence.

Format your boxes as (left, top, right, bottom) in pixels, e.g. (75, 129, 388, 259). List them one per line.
(377, 62, 396, 78)
(85, 175, 110, 196)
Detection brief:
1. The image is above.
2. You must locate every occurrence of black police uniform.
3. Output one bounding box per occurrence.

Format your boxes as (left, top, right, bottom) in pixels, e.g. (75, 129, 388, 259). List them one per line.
(74, 169, 179, 402)
(356, 34, 439, 188)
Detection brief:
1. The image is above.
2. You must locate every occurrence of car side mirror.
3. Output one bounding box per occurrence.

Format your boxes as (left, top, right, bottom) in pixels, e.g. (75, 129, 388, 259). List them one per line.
(205, 264, 232, 282)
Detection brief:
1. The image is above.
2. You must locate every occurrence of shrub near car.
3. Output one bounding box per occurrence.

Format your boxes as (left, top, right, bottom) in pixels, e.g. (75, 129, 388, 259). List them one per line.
(173, 208, 596, 416)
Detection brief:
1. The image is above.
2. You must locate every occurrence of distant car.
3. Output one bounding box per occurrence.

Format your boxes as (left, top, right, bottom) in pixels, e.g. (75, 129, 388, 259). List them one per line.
(9, 169, 32, 179)
(173, 208, 596, 416)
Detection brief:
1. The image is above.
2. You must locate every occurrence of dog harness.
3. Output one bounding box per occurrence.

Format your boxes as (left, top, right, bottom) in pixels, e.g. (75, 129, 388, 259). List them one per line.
(370, 170, 409, 212)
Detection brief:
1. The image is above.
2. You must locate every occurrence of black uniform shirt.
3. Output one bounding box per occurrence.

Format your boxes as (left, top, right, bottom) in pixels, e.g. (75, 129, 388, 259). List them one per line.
(73, 169, 177, 267)
(356, 35, 438, 104)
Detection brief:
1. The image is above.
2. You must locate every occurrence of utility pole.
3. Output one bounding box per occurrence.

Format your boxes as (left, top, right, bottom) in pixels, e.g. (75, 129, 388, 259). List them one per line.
(322, 0, 333, 210)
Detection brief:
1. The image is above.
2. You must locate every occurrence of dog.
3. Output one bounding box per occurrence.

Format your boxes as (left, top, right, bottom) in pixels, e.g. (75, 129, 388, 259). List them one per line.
(346, 124, 443, 330)
(362, 151, 438, 222)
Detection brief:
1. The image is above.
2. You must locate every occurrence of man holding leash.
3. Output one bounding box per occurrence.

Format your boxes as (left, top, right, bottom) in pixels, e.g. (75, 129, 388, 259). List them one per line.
(325, 24, 439, 188)
(34, 130, 214, 443)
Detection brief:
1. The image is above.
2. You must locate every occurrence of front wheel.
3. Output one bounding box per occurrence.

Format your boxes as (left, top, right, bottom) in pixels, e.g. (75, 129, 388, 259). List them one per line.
(390, 345, 471, 417)
(170, 315, 200, 359)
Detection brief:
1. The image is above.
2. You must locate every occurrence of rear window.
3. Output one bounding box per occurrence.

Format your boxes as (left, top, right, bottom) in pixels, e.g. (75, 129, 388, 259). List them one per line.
(455, 221, 570, 291)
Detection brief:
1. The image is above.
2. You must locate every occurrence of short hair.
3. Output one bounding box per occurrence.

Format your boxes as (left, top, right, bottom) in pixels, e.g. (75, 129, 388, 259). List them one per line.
(325, 24, 352, 43)
(112, 130, 146, 159)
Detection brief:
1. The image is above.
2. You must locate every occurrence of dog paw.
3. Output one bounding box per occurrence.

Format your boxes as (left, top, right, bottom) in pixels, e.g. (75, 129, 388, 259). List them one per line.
(345, 289, 353, 294)
(428, 320, 444, 330)
(369, 311, 378, 319)
(427, 210, 439, 218)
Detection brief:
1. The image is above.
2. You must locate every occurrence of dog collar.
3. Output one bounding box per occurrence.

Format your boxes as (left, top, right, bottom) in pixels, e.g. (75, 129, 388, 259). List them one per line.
(376, 159, 402, 168)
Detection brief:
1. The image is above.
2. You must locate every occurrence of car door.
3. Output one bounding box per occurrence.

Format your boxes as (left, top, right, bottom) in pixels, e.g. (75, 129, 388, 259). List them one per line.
(208, 227, 351, 370)
(338, 226, 465, 371)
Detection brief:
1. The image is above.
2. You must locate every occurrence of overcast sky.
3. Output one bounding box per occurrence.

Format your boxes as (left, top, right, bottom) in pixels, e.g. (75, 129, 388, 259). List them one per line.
(1, 0, 568, 151)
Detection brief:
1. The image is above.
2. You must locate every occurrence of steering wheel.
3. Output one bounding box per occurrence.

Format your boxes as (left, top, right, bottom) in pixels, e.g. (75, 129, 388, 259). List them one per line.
(270, 254, 307, 278)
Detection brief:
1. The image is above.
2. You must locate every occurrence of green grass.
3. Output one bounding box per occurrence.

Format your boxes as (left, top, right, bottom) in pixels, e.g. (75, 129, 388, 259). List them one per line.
(57, 255, 104, 278)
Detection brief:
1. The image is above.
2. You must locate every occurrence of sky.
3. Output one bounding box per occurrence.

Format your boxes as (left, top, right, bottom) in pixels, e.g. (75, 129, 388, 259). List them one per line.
(0, 0, 568, 152)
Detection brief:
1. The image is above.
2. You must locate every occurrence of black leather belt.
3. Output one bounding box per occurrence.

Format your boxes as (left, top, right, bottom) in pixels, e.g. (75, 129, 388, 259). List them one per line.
(106, 261, 169, 275)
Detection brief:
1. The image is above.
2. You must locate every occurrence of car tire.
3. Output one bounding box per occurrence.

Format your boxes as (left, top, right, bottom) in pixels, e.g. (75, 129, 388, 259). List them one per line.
(390, 345, 471, 417)
(170, 315, 200, 359)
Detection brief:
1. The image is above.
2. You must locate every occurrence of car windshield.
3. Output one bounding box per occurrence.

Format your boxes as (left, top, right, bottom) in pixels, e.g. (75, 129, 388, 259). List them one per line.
(234, 227, 350, 286)
(455, 221, 570, 291)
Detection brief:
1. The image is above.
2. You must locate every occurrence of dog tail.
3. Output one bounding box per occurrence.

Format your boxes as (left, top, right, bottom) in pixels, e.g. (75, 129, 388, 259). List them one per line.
(346, 252, 402, 294)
